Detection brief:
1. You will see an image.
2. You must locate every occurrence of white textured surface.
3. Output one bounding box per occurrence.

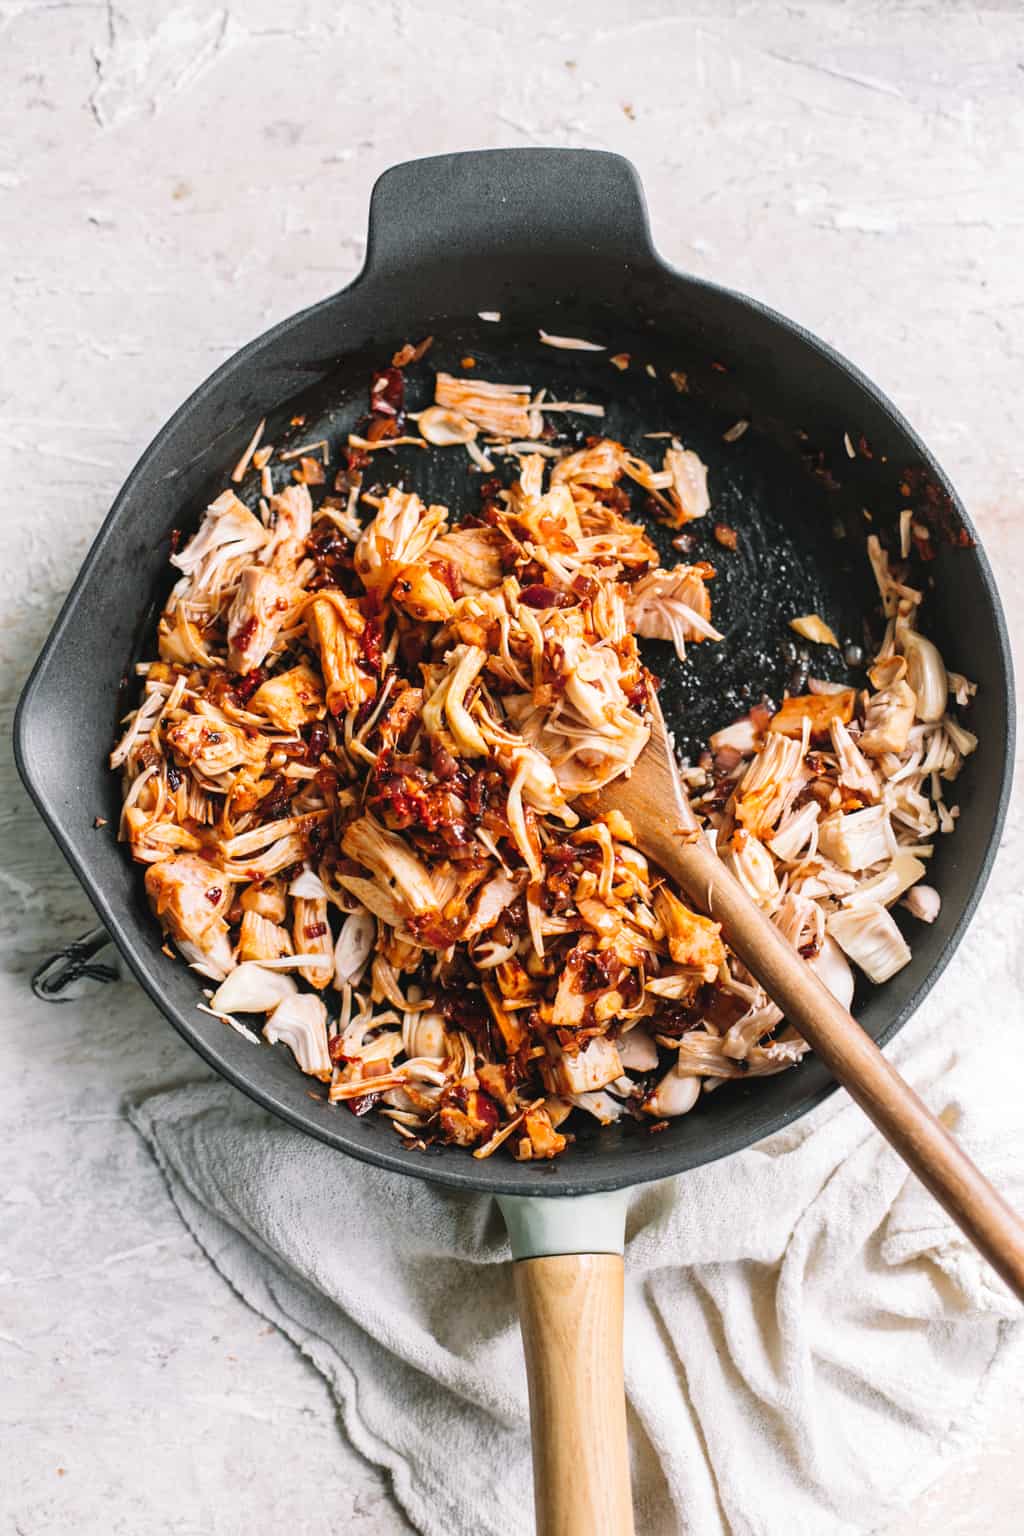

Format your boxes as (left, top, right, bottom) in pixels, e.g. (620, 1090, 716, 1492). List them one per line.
(1, 2, 1022, 1531)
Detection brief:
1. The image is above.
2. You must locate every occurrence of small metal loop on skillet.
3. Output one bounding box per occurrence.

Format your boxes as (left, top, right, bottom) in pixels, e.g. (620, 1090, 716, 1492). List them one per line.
(32, 925, 119, 1003)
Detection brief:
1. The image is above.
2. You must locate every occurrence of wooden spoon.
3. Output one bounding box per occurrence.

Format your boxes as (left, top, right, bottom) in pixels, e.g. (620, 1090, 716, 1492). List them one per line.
(587, 692, 1024, 1303)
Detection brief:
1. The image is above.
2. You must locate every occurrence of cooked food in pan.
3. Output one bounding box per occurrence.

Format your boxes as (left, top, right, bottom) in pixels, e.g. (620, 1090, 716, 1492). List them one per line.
(111, 344, 975, 1159)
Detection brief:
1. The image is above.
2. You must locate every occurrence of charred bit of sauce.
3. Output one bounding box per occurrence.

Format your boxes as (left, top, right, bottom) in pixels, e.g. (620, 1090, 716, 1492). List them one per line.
(898, 465, 974, 548)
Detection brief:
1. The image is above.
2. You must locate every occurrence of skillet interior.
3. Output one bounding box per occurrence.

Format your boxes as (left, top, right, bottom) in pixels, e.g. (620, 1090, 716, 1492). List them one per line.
(15, 150, 1014, 1196)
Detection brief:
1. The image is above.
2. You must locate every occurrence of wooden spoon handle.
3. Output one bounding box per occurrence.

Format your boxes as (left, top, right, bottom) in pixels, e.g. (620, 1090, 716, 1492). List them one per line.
(514, 1254, 635, 1536)
(655, 832, 1024, 1302)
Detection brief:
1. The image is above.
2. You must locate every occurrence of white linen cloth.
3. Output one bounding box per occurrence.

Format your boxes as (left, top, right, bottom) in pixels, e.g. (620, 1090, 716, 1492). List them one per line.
(130, 965, 1023, 1536)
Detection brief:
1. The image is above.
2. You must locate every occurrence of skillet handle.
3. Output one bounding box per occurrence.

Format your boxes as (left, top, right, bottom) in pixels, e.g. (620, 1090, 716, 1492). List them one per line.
(499, 1191, 634, 1536)
(515, 1255, 634, 1536)
(363, 148, 656, 280)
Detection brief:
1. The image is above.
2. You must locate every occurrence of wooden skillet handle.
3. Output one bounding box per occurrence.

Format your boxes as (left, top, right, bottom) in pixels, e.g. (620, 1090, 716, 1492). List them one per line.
(514, 1253, 635, 1536)
(653, 829, 1024, 1303)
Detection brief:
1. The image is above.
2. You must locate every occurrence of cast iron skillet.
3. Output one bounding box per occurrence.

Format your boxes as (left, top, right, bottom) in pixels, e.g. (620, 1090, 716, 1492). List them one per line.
(14, 149, 1014, 1201)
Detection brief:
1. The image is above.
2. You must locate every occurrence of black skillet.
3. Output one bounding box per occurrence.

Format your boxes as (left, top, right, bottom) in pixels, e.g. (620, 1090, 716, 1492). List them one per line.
(14, 151, 1015, 1533)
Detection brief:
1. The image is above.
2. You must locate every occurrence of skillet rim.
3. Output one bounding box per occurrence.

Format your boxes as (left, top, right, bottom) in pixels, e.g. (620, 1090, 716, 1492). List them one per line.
(14, 150, 1016, 1197)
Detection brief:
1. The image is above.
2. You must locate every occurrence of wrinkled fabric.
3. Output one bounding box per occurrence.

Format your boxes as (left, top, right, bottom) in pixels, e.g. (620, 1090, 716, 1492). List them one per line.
(131, 988, 1023, 1536)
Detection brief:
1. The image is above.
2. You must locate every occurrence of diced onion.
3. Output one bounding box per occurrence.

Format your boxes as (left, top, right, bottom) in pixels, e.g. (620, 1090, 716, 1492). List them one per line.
(900, 629, 947, 723)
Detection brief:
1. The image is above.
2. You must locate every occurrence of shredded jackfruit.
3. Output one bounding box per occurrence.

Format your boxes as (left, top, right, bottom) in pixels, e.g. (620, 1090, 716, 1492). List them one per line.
(113, 347, 973, 1159)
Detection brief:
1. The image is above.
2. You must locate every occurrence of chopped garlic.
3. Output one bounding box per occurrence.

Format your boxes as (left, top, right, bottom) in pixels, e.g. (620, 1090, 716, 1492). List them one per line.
(902, 884, 941, 923)
(642, 1067, 700, 1118)
(899, 628, 947, 722)
(210, 962, 298, 1016)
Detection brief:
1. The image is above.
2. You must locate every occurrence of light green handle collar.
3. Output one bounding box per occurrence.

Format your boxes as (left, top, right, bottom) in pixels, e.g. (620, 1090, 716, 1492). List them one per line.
(498, 1189, 629, 1259)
